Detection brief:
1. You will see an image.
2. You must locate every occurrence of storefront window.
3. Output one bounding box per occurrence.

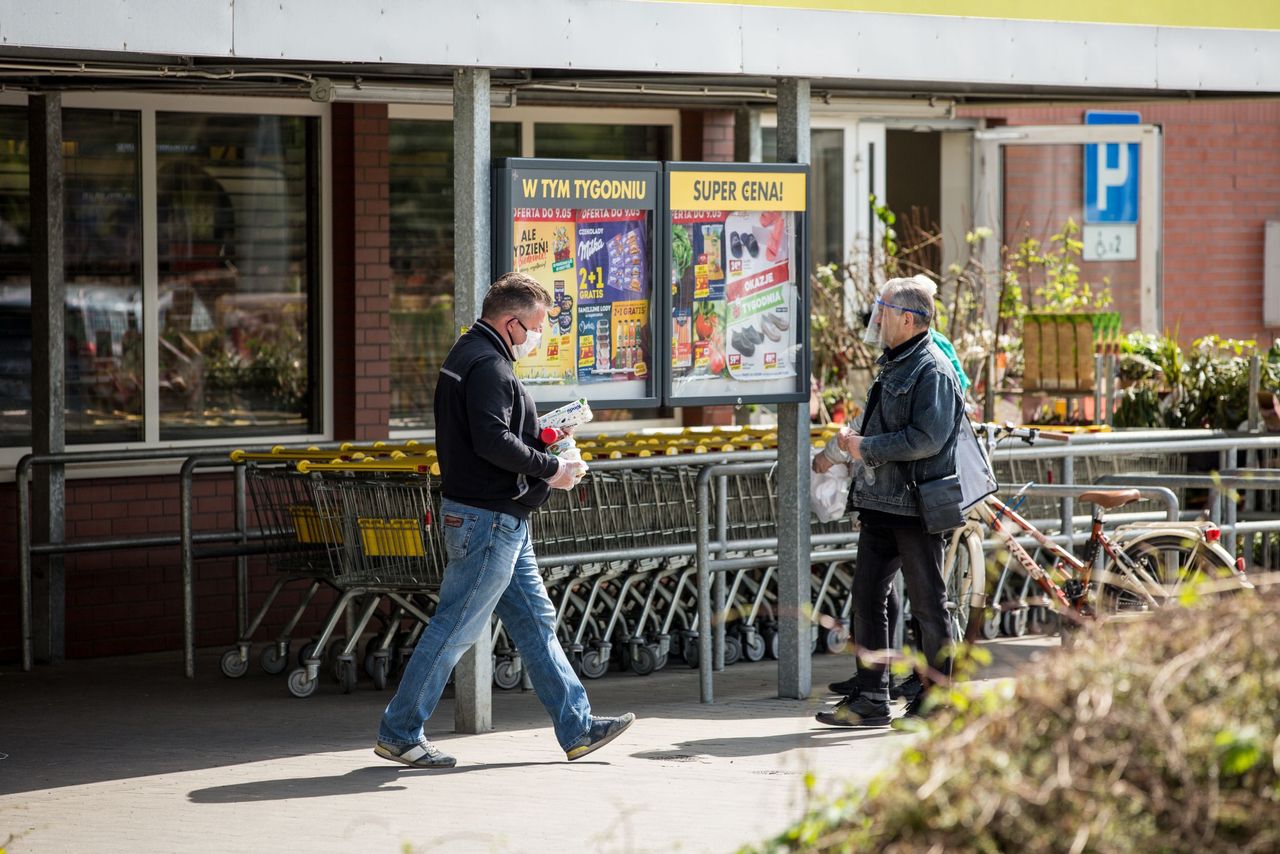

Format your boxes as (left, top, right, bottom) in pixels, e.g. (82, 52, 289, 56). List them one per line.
(388, 120, 519, 430)
(0, 108, 144, 446)
(156, 113, 318, 439)
(534, 123, 671, 161)
(762, 127, 845, 269)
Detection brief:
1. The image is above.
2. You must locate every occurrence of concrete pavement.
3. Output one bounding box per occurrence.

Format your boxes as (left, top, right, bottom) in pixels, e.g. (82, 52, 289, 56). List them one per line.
(0, 637, 1054, 853)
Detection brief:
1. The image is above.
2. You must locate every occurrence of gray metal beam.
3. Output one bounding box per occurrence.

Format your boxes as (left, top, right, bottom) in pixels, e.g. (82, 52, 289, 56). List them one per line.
(29, 93, 66, 666)
(452, 67, 493, 735)
(452, 67, 491, 336)
(734, 108, 762, 164)
(774, 77, 811, 701)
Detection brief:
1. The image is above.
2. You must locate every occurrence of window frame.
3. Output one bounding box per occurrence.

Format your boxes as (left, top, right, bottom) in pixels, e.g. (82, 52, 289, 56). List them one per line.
(0, 91, 332, 473)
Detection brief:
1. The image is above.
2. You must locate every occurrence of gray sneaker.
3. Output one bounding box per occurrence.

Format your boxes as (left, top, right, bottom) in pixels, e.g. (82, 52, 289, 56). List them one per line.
(374, 738, 457, 768)
(565, 713, 636, 761)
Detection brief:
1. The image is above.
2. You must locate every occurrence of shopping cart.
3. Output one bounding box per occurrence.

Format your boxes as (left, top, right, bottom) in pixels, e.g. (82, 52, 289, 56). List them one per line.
(277, 458, 445, 697)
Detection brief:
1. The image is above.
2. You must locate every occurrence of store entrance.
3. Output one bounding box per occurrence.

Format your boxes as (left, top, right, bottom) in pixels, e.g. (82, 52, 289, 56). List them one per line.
(883, 127, 972, 277)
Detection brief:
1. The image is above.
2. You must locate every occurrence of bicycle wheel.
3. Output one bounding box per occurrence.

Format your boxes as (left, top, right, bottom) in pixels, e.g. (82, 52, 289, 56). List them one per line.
(943, 528, 986, 642)
(1101, 533, 1238, 615)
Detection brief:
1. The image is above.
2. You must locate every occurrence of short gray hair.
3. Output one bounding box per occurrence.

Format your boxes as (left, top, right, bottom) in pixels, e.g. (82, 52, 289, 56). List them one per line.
(880, 275, 937, 327)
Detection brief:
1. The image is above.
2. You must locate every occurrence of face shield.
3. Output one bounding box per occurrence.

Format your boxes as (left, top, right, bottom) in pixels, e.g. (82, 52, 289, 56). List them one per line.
(862, 297, 929, 347)
(861, 299, 887, 345)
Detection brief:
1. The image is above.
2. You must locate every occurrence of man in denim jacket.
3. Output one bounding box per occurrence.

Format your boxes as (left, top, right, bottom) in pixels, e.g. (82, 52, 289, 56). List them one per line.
(814, 275, 964, 727)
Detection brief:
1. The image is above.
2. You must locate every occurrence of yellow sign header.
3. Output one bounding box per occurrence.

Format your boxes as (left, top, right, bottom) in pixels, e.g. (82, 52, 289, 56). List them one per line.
(669, 171, 807, 212)
(640, 0, 1280, 32)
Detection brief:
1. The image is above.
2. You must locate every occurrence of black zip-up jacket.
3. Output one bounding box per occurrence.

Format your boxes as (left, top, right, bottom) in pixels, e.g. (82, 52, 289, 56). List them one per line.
(434, 320, 559, 519)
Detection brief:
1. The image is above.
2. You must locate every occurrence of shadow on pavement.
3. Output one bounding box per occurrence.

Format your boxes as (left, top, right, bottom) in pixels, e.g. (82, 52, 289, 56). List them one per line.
(186, 760, 605, 803)
(0, 635, 1057, 796)
(632, 725, 902, 761)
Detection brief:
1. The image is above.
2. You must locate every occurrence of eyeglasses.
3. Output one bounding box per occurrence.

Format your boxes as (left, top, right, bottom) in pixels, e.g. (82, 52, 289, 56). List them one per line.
(510, 316, 544, 335)
(876, 298, 929, 319)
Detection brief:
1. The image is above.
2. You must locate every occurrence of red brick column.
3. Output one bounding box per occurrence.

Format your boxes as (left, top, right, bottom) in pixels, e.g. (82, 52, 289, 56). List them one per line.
(332, 103, 392, 441)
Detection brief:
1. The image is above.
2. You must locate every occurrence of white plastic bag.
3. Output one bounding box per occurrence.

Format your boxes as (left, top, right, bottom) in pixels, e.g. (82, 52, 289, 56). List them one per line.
(809, 449, 853, 523)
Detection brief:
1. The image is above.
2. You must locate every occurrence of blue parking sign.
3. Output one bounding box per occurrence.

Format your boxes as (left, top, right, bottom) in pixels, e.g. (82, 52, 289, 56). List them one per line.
(1084, 111, 1139, 224)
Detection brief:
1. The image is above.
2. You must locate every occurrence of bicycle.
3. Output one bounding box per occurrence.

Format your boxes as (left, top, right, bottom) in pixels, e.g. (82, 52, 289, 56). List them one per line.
(943, 422, 1249, 643)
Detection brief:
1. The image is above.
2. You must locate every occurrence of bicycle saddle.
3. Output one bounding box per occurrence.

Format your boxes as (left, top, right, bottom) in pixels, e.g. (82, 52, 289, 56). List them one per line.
(1077, 489, 1142, 509)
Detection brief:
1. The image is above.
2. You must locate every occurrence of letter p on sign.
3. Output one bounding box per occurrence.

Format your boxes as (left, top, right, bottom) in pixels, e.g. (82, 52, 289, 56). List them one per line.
(1084, 111, 1140, 225)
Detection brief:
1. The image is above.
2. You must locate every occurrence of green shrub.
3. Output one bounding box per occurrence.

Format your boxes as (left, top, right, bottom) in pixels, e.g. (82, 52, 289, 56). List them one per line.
(749, 591, 1280, 853)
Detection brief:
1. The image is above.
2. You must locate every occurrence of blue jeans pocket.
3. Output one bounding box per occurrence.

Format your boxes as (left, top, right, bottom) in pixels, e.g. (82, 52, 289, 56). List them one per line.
(494, 512, 522, 535)
(442, 510, 479, 560)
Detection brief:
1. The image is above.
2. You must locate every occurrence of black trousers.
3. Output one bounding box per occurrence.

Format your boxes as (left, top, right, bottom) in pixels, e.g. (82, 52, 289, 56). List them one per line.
(853, 521, 954, 700)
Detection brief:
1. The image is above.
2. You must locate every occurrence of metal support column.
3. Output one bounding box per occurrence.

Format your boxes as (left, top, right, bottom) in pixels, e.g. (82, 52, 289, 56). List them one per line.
(775, 77, 812, 700)
(30, 93, 66, 665)
(734, 108, 762, 164)
(452, 68, 493, 735)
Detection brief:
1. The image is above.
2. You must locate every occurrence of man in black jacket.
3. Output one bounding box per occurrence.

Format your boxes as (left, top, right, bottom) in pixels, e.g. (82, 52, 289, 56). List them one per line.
(375, 272, 635, 768)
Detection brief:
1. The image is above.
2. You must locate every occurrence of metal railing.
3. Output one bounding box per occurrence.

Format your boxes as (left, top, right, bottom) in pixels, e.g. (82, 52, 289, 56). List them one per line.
(16, 444, 287, 676)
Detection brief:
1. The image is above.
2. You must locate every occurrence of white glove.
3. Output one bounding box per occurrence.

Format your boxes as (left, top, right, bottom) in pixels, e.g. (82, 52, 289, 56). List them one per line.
(547, 457, 587, 490)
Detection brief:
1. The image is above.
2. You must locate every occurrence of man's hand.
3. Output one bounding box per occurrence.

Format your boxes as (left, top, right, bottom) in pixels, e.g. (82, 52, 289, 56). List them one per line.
(547, 458, 586, 490)
(838, 429, 864, 462)
(812, 453, 835, 474)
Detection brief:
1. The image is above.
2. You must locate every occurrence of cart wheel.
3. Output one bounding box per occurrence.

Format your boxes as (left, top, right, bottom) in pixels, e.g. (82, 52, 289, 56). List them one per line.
(494, 657, 523, 690)
(742, 632, 767, 662)
(220, 648, 249, 679)
(630, 644, 658, 676)
(683, 639, 700, 668)
(298, 640, 321, 666)
(580, 648, 609, 680)
(328, 637, 348, 681)
(767, 632, 780, 660)
(980, 611, 1002, 640)
(1027, 606, 1052, 636)
(338, 658, 358, 694)
(369, 655, 389, 691)
(824, 623, 851, 655)
(287, 668, 318, 698)
(724, 634, 742, 666)
(260, 644, 289, 675)
(1002, 608, 1029, 638)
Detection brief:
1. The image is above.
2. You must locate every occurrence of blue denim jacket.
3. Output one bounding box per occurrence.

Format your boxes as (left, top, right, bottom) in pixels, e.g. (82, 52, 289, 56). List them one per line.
(850, 332, 965, 517)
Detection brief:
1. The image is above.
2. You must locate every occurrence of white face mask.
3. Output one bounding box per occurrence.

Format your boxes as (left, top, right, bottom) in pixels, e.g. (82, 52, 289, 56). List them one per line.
(511, 327, 542, 361)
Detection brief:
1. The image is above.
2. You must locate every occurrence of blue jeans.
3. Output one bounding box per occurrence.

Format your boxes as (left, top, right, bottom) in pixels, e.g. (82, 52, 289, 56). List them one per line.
(378, 499, 592, 751)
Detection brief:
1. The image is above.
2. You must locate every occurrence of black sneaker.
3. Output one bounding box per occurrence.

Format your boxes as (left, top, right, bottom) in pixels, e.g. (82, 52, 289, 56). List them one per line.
(827, 676, 858, 696)
(374, 738, 457, 768)
(892, 690, 938, 730)
(815, 693, 891, 728)
(891, 673, 923, 702)
(565, 713, 636, 761)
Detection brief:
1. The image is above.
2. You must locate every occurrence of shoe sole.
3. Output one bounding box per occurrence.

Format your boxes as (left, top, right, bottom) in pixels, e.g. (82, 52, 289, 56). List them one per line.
(373, 743, 457, 769)
(566, 715, 636, 761)
(814, 712, 891, 728)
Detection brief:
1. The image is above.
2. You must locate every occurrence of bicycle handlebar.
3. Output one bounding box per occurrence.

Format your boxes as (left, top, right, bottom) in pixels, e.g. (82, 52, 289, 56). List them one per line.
(973, 422, 1072, 444)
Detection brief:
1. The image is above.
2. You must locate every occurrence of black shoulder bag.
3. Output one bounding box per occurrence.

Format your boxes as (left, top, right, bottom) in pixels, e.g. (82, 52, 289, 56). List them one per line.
(908, 393, 966, 535)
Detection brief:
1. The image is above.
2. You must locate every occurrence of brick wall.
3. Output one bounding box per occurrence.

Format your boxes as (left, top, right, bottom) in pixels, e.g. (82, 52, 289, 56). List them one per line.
(0, 103, 393, 665)
(959, 99, 1280, 344)
(332, 103, 393, 442)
